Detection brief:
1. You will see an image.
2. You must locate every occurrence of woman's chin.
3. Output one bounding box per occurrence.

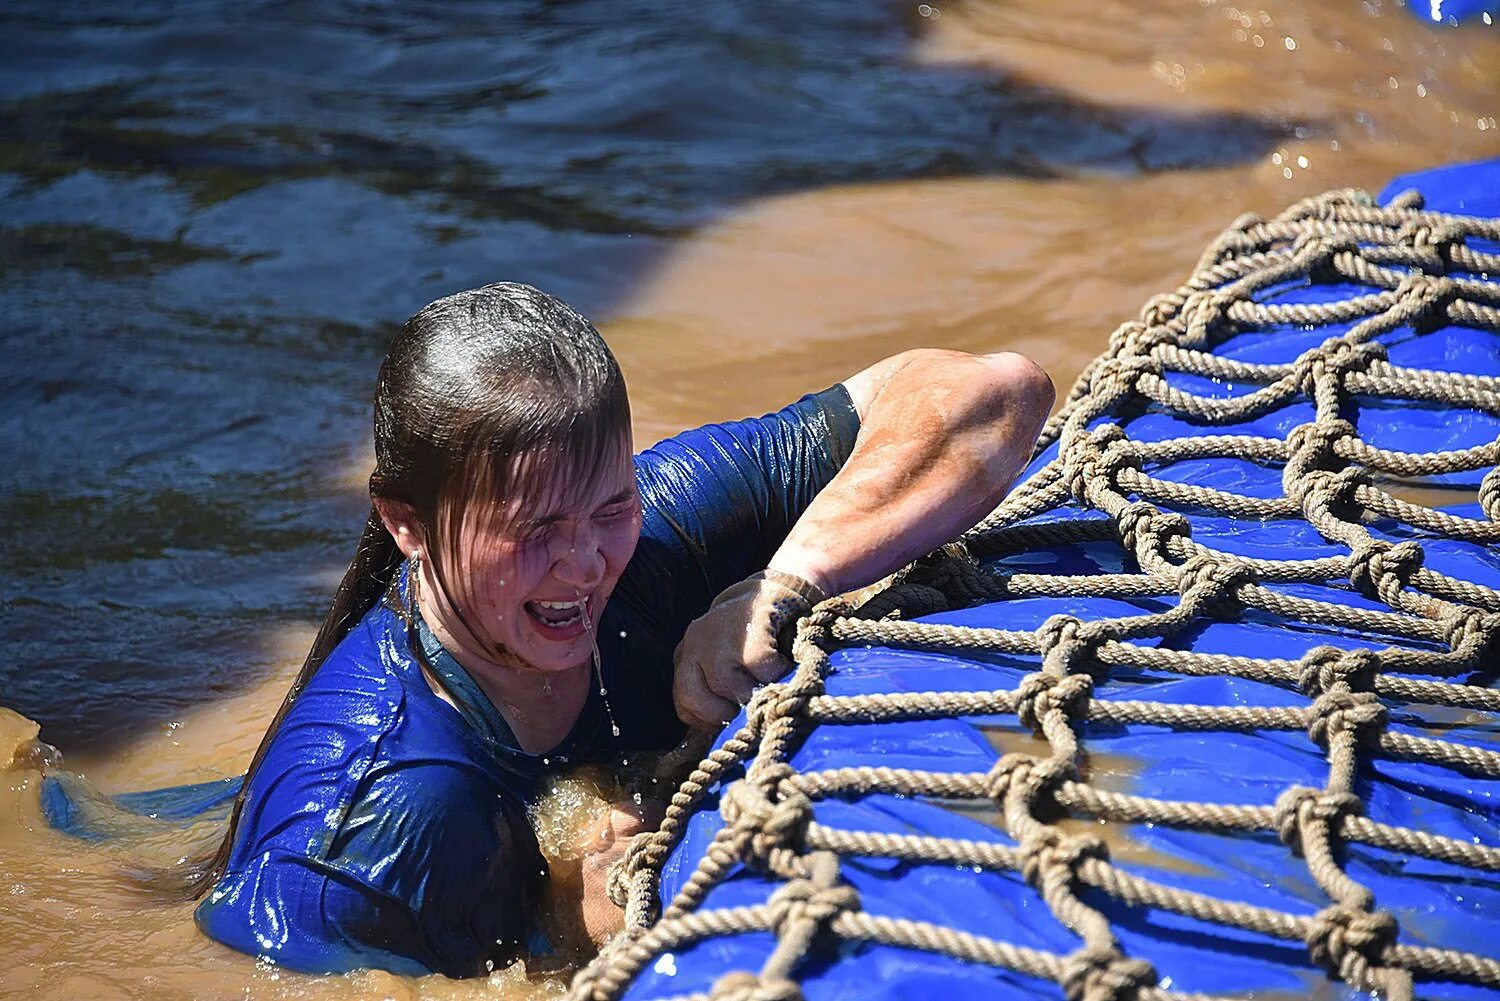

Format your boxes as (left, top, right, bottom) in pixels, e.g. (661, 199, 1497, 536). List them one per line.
(511, 633, 595, 675)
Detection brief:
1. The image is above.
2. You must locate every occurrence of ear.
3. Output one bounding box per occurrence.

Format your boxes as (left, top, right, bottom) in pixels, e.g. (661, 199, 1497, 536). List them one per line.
(373, 497, 426, 560)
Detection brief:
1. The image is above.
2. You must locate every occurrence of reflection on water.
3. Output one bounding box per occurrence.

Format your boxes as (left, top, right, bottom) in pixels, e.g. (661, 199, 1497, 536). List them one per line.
(3, 0, 1499, 996)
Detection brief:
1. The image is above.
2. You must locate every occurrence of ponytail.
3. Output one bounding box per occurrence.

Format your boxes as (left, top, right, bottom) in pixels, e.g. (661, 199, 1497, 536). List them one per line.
(186, 509, 403, 898)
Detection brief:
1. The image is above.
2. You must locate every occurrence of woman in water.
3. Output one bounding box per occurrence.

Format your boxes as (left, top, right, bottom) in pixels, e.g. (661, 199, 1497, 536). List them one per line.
(193, 282, 1052, 977)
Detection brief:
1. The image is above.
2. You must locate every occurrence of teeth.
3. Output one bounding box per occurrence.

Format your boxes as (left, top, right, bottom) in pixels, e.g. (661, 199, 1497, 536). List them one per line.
(536, 599, 582, 610)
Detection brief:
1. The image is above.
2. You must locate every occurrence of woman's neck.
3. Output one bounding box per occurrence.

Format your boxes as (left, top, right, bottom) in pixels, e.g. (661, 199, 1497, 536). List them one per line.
(417, 597, 593, 755)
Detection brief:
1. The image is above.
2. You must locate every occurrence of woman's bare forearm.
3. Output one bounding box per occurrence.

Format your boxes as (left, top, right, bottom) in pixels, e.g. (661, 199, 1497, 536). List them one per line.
(767, 349, 1054, 596)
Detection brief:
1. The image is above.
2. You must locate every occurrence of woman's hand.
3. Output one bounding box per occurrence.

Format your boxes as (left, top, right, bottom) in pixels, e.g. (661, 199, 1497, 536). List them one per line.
(577, 799, 663, 947)
(672, 571, 824, 729)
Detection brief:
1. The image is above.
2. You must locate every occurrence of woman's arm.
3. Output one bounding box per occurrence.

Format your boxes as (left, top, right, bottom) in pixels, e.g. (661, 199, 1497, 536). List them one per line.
(774, 349, 1053, 595)
(673, 349, 1054, 728)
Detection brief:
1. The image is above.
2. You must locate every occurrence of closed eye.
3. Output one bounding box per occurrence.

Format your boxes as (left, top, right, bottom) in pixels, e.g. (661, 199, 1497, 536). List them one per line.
(596, 503, 634, 522)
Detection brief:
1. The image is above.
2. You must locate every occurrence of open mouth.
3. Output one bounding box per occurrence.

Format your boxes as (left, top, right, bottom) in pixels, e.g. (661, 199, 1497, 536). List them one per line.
(523, 596, 592, 638)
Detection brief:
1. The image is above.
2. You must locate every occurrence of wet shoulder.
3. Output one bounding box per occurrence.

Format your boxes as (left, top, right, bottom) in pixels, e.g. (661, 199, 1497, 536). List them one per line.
(225, 607, 412, 867)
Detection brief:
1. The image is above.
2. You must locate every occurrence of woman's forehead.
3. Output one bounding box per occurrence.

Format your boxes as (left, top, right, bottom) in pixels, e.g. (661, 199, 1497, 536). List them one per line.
(490, 441, 636, 525)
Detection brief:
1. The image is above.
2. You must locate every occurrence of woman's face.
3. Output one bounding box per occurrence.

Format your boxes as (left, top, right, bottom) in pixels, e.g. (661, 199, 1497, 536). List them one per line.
(439, 440, 642, 676)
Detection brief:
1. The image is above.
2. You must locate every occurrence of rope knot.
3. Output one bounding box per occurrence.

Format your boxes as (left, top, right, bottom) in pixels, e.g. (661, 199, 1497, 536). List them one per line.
(803, 596, 851, 635)
(1038, 614, 1108, 677)
(764, 851, 859, 938)
(1273, 785, 1364, 850)
(853, 581, 947, 621)
(1198, 211, 1262, 265)
(1181, 288, 1238, 348)
(1479, 466, 1500, 521)
(1019, 830, 1108, 888)
(984, 752, 1069, 804)
(1108, 320, 1145, 353)
(1304, 905, 1399, 988)
(1094, 427, 1141, 484)
(1116, 502, 1191, 560)
(1441, 605, 1499, 660)
(911, 554, 1010, 608)
(1307, 689, 1388, 749)
(1139, 292, 1186, 329)
(1014, 671, 1094, 732)
(1285, 418, 1358, 471)
(1177, 554, 1257, 619)
(1396, 217, 1465, 249)
(1290, 229, 1359, 270)
(745, 685, 812, 737)
(709, 972, 804, 1001)
(1282, 188, 1372, 222)
(1348, 539, 1424, 604)
(719, 776, 811, 862)
(1060, 945, 1158, 1001)
(1291, 466, 1369, 520)
(1396, 272, 1459, 327)
(1296, 646, 1380, 697)
(1091, 355, 1157, 403)
(1291, 340, 1386, 396)
(1066, 424, 1133, 503)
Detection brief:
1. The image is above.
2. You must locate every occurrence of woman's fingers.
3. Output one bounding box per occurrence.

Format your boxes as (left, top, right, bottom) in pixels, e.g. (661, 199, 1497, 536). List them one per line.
(672, 574, 817, 729)
(673, 659, 741, 729)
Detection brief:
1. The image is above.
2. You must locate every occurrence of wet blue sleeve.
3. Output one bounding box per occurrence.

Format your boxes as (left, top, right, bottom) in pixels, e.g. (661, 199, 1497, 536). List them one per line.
(629, 384, 861, 635)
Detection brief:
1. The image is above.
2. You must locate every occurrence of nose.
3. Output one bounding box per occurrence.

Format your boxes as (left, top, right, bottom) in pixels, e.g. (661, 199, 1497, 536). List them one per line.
(551, 526, 605, 592)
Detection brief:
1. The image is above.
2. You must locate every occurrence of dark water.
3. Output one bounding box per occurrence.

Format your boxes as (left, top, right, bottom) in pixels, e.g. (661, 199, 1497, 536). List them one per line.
(0, 0, 1306, 754)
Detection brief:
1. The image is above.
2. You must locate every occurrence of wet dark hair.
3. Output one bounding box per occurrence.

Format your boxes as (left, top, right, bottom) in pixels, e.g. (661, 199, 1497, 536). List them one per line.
(188, 282, 631, 899)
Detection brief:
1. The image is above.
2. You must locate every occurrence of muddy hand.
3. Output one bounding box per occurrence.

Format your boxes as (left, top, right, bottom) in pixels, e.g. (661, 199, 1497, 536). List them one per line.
(672, 569, 826, 729)
(579, 799, 664, 945)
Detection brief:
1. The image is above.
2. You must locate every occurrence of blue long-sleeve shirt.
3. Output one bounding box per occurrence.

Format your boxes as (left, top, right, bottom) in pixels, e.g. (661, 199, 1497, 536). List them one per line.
(192, 386, 860, 976)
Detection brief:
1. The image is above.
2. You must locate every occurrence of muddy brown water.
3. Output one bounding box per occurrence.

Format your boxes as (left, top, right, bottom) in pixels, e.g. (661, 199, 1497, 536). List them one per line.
(3, 0, 1499, 997)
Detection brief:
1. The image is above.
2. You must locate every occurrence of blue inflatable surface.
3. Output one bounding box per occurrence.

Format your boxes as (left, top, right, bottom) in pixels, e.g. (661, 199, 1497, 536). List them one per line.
(628, 159, 1500, 1001)
(1411, 0, 1499, 26)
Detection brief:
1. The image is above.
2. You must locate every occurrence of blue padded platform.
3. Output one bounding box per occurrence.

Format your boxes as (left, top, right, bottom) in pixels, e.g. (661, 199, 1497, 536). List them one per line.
(626, 158, 1500, 1001)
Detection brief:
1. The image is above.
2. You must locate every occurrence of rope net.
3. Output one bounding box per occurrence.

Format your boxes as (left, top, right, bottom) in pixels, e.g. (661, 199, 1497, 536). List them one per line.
(572, 187, 1500, 1001)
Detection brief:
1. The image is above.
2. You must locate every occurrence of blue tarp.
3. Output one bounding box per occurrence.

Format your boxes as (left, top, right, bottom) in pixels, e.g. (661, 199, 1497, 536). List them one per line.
(632, 158, 1500, 1001)
(1408, 0, 1499, 26)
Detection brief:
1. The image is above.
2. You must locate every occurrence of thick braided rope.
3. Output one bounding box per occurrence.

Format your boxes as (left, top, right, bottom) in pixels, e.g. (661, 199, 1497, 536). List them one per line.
(571, 188, 1500, 1001)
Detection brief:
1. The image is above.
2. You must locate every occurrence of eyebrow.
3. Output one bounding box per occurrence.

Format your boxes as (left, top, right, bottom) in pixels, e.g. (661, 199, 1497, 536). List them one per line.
(523, 488, 636, 528)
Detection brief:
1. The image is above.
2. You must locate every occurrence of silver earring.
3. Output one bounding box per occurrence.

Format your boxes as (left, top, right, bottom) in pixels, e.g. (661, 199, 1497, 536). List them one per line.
(408, 552, 422, 622)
